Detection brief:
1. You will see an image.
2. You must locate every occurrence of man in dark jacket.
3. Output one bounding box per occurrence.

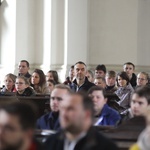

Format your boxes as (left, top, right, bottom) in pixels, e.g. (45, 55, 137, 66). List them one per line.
(44, 92, 119, 150)
(70, 61, 95, 92)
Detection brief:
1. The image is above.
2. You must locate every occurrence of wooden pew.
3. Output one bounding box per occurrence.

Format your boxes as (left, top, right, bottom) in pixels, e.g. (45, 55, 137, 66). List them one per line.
(95, 116, 146, 150)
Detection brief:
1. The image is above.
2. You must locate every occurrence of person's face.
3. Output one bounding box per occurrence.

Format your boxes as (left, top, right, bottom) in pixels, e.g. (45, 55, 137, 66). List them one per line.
(69, 68, 74, 80)
(123, 64, 134, 77)
(95, 70, 105, 78)
(50, 88, 69, 112)
(131, 93, 149, 116)
(86, 72, 94, 83)
(137, 73, 148, 86)
(47, 82, 55, 92)
(60, 94, 86, 133)
(15, 78, 27, 92)
(94, 79, 106, 89)
(18, 62, 29, 75)
(74, 64, 86, 80)
(31, 72, 40, 85)
(105, 76, 116, 86)
(89, 90, 107, 115)
(4, 77, 14, 91)
(46, 72, 54, 81)
(117, 76, 127, 87)
(0, 110, 26, 150)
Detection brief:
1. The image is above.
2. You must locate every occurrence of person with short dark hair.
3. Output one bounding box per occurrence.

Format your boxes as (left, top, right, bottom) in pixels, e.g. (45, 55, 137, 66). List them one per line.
(88, 86, 121, 126)
(123, 62, 137, 88)
(70, 61, 95, 92)
(105, 70, 117, 93)
(18, 60, 31, 78)
(0, 102, 42, 150)
(44, 92, 119, 150)
(94, 77, 106, 89)
(115, 71, 134, 109)
(36, 84, 72, 130)
(95, 64, 106, 78)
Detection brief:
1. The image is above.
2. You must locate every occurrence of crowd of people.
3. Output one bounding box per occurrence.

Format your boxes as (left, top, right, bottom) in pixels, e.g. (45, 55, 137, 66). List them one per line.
(0, 60, 150, 150)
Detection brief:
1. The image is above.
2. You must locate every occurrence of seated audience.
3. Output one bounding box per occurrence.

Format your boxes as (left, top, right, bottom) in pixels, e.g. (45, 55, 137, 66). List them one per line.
(15, 76, 35, 96)
(70, 61, 95, 92)
(88, 86, 121, 126)
(115, 71, 134, 109)
(121, 85, 150, 121)
(1, 73, 17, 92)
(86, 69, 94, 83)
(123, 62, 137, 88)
(36, 84, 72, 130)
(94, 77, 106, 89)
(130, 105, 150, 150)
(18, 60, 31, 78)
(95, 64, 106, 78)
(46, 70, 60, 84)
(64, 65, 75, 85)
(44, 92, 119, 150)
(31, 69, 49, 94)
(105, 70, 117, 93)
(0, 102, 42, 150)
(47, 79, 56, 93)
(136, 72, 149, 87)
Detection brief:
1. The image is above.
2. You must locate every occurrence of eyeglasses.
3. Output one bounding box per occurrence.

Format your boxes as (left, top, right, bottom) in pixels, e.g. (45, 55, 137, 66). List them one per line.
(15, 82, 25, 85)
(137, 78, 147, 81)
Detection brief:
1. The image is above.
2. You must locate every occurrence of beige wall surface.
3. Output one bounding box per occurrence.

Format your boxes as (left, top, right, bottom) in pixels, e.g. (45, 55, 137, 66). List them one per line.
(0, 0, 150, 82)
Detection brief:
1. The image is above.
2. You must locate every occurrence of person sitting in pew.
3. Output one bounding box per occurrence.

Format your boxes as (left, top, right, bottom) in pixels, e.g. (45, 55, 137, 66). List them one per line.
(15, 76, 36, 96)
(44, 92, 119, 150)
(130, 105, 150, 150)
(88, 86, 121, 126)
(36, 84, 72, 131)
(94, 77, 106, 89)
(105, 70, 117, 93)
(1, 73, 17, 92)
(121, 85, 150, 121)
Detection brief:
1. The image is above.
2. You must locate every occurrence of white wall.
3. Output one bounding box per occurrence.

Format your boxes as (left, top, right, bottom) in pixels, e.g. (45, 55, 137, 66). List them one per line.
(1, 0, 150, 83)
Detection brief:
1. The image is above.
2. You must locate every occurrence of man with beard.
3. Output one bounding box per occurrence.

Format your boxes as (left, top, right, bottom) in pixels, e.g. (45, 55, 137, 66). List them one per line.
(0, 102, 42, 150)
(36, 84, 72, 130)
(44, 92, 119, 150)
(70, 61, 95, 92)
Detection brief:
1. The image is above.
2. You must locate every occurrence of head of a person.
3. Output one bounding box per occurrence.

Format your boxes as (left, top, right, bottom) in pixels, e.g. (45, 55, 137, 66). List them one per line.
(0, 102, 36, 150)
(31, 69, 46, 86)
(86, 70, 94, 83)
(50, 84, 72, 113)
(94, 77, 106, 89)
(18, 60, 30, 75)
(95, 64, 106, 78)
(88, 86, 107, 116)
(47, 79, 56, 93)
(105, 70, 116, 87)
(123, 62, 135, 78)
(68, 65, 74, 80)
(116, 71, 130, 87)
(131, 86, 150, 117)
(74, 61, 87, 81)
(60, 92, 94, 134)
(137, 72, 149, 86)
(15, 76, 29, 93)
(46, 70, 59, 84)
(4, 74, 17, 91)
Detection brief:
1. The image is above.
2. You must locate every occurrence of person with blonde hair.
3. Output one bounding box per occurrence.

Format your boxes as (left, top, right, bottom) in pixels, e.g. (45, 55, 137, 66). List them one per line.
(1, 73, 17, 92)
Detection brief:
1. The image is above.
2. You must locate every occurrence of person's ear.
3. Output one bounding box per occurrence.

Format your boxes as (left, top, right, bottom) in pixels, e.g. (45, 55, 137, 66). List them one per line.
(104, 98, 108, 103)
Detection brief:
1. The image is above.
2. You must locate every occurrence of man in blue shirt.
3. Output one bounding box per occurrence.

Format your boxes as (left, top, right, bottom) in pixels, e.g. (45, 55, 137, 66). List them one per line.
(36, 84, 72, 130)
(88, 86, 121, 126)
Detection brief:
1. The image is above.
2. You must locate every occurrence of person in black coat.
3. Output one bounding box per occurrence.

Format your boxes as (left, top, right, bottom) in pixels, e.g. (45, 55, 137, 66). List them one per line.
(70, 61, 95, 92)
(44, 92, 118, 150)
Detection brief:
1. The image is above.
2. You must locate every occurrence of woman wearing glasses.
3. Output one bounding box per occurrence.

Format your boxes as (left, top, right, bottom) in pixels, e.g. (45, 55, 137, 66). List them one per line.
(15, 76, 35, 96)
